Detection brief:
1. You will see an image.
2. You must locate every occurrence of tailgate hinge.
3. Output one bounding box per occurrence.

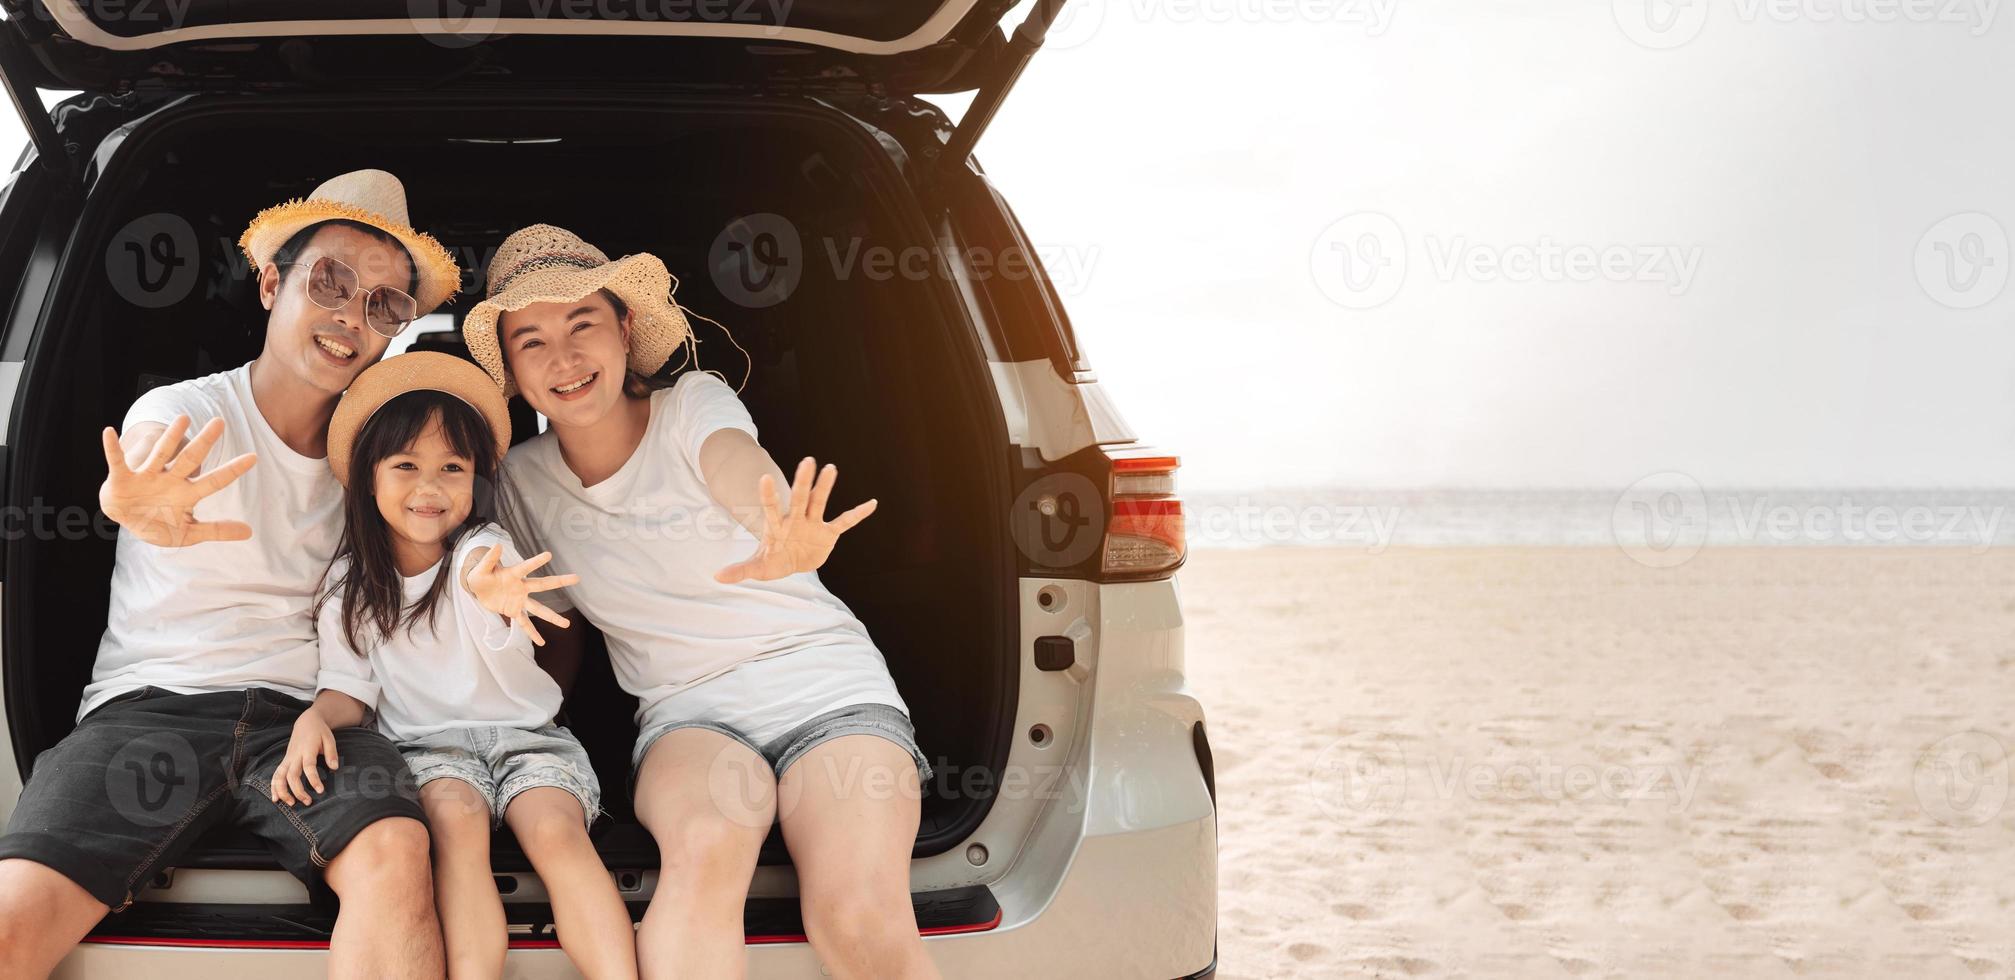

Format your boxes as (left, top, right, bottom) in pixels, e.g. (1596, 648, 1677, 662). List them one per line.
(0, 25, 72, 177)
(938, 0, 1069, 173)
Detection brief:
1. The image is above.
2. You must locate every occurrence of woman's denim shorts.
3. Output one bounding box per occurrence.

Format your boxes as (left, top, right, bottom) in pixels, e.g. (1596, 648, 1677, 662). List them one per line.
(632, 702, 932, 785)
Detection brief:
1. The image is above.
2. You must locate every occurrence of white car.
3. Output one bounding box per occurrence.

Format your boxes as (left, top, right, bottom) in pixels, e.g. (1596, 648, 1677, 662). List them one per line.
(0, 0, 1216, 976)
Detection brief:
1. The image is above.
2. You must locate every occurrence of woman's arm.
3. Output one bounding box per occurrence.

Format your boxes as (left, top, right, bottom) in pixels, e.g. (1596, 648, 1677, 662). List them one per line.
(697, 428, 790, 536)
(697, 430, 879, 584)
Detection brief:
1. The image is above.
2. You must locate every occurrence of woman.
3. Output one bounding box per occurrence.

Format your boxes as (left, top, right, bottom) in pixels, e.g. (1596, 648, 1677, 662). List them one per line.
(465, 225, 939, 980)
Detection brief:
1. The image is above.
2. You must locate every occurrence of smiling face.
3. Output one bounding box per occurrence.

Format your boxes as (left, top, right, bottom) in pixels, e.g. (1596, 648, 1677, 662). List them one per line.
(498, 291, 635, 429)
(259, 222, 417, 398)
(371, 412, 476, 565)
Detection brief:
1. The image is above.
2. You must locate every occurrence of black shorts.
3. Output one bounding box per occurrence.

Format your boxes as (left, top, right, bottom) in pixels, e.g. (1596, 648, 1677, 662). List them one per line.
(0, 686, 425, 911)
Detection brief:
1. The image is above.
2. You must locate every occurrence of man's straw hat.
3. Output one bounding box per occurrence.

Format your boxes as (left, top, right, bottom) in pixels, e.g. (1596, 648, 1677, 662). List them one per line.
(238, 168, 461, 314)
(463, 223, 692, 398)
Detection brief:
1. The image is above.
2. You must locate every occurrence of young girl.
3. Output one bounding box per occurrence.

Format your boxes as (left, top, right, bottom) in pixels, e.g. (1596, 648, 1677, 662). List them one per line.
(267, 351, 636, 980)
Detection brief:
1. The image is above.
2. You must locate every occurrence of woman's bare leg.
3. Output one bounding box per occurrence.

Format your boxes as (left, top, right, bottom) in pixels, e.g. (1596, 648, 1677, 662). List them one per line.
(633, 729, 776, 980)
(777, 735, 939, 980)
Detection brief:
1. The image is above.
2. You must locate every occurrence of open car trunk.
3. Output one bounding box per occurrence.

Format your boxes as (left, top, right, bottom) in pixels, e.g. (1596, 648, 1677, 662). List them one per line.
(2, 92, 1018, 929)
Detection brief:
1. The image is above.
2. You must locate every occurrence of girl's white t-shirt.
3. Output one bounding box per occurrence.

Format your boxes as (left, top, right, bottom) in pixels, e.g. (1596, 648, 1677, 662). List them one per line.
(315, 525, 563, 743)
(497, 373, 907, 728)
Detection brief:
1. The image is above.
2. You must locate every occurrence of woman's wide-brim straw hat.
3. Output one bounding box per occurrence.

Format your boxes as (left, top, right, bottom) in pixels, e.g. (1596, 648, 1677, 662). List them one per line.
(238, 168, 462, 314)
(463, 223, 692, 398)
(328, 352, 512, 487)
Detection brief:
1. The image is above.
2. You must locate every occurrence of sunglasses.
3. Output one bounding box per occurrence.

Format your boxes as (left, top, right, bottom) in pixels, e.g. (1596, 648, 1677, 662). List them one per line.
(279, 255, 419, 339)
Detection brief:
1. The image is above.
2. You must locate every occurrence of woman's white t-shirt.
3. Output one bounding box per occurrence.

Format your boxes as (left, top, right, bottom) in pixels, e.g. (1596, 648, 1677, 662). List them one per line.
(498, 373, 907, 731)
(314, 525, 563, 744)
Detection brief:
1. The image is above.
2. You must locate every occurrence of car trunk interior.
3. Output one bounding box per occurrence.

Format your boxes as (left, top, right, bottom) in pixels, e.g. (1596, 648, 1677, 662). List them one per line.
(2, 95, 1017, 911)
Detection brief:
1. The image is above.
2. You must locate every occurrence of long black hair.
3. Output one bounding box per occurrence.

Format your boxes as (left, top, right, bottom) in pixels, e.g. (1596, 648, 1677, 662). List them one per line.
(320, 390, 502, 656)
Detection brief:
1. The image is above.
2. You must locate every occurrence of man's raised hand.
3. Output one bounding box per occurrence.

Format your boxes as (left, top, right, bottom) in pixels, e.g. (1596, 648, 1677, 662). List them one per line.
(99, 415, 257, 547)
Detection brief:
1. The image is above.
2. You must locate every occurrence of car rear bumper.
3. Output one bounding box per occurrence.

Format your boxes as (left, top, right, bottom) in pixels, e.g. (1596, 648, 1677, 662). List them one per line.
(58, 811, 1215, 979)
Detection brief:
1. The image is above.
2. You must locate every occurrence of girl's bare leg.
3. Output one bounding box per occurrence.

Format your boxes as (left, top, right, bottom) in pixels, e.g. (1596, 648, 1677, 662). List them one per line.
(505, 786, 637, 980)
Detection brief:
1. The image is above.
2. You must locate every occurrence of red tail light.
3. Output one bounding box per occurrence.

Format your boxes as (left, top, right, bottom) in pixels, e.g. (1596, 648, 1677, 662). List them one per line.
(1102, 452, 1185, 580)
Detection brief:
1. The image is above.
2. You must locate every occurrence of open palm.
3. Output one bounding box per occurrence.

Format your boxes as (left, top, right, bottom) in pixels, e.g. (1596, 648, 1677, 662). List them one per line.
(715, 457, 877, 584)
(465, 545, 577, 647)
(99, 415, 258, 548)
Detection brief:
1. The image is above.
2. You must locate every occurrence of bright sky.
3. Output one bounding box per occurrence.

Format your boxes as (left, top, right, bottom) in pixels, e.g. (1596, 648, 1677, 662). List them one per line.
(7, 2, 2015, 491)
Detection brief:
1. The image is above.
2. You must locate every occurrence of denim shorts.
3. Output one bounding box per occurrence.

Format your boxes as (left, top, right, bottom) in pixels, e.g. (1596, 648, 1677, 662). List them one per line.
(400, 724, 601, 828)
(632, 702, 932, 787)
(0, 686, 424, 911)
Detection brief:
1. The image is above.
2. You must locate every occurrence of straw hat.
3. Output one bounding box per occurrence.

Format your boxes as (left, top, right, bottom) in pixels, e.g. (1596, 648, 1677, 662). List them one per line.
(462, 224, 691, 398)
(238, 168, 462, 314)
(327, 352, 512, 487)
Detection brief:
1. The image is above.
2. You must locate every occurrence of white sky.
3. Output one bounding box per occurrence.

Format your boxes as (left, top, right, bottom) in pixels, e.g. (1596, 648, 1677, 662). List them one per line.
(7, 1, 2015, 491)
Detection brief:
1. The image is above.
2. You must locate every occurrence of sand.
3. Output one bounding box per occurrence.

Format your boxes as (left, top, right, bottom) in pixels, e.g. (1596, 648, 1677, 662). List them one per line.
(1180, 547, 2015, 979)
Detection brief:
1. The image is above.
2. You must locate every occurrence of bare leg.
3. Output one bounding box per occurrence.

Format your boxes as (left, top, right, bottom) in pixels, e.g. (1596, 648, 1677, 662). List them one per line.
(505, 787, 636, 980)
(416, 779, 504, 980)
(0, 859, 110, 979)
(322, 816, 446, 980)
(777, 736, 938, 980)
(633, 729, 776, 980)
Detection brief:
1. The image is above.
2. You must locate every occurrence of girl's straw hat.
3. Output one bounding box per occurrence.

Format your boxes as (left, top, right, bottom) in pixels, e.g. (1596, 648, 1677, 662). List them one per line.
(238, 168, 462, 314)
(328, 352, 512, 487)
(462, 224, 692, 398)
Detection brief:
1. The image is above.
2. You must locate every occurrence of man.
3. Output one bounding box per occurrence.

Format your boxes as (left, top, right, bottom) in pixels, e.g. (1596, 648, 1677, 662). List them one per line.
(0, 169, 462, 979)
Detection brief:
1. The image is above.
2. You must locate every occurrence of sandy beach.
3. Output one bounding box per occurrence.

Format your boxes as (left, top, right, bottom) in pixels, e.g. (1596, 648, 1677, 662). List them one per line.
(1181, 547, 2015, 979)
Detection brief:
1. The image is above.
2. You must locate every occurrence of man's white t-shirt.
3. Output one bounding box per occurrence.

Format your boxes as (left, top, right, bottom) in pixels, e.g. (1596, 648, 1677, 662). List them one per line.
(314, 525, 560, 744)
(498, 372, 907, 732)
(80, 364, 343, 719)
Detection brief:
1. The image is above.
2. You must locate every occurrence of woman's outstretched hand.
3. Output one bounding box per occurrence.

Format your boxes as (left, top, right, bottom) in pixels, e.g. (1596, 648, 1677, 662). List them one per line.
(465, 545, 578, 647)
(715, 457, 877, 584)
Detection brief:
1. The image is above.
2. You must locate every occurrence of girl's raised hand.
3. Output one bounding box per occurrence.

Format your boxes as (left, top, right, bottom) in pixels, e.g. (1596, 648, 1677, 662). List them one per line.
(464, 544, 578, 647)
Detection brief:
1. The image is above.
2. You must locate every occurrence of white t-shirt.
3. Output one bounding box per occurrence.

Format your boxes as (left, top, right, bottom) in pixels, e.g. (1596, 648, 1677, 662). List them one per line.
(498, 372, 907, 729)
(314, 525, 561, 744)
(80, 364, 343, 720)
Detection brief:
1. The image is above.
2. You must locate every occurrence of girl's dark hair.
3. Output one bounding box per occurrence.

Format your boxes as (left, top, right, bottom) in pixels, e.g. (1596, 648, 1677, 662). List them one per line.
(320, 390, 501, 656)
